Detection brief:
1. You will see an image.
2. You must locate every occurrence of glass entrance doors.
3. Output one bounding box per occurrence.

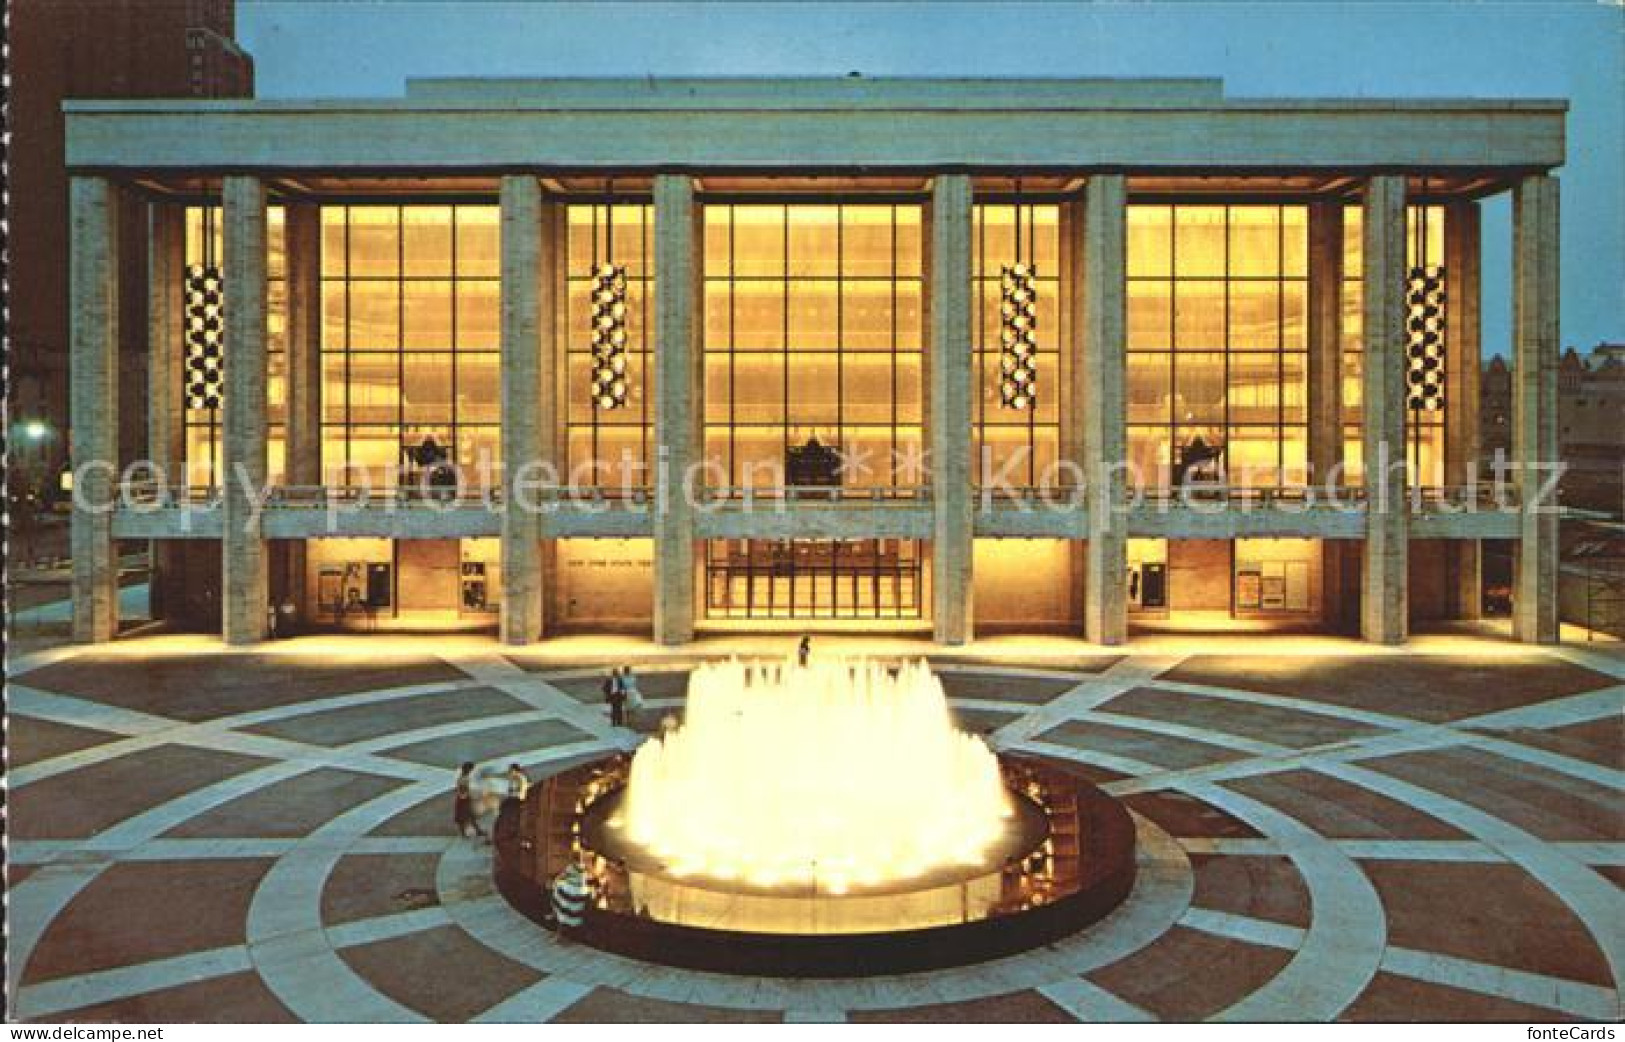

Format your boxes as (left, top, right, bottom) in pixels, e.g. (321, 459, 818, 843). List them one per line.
(704, 538, 924, 620)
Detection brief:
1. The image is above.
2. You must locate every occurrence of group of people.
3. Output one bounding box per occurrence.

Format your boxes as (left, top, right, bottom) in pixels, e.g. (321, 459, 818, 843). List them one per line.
(451, 759, 590, 937)
(454, 640, 827, 940)
(452, 760, 531, 841)
(602, 666, 644, 726)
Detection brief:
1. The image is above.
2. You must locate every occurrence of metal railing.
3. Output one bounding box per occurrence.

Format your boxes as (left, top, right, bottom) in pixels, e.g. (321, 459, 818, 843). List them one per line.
(113, 480, 1520, 512)
(1132, 484, 1518, 510)
(1135, 485, 1364, 507)
(118, 483, 222, 507)
(976, 485, 1087, 506)
(699, 485, 933, 506)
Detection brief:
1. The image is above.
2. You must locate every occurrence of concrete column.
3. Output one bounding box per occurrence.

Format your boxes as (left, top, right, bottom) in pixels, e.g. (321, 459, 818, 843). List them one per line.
(147, 202, 186, 622)
(500, 176, 547, 645)
(283, 203, 323, 624)
(653, 175, 702, 646)
(285, 204, 323, 487)
(1306, 200, 1348, 631)
(221, 176, 270, 645)
(1512, 175, 1560, 644)
(1360, 176, 1409, 645)
(929, 174, 974, 645)
(1445, 200, 1483, 620)
(1060, 199, 1088, 625)
(1082, 175, 1128, 646)
(1307, 200, 1345, 483)
(69, 177, 121, 643)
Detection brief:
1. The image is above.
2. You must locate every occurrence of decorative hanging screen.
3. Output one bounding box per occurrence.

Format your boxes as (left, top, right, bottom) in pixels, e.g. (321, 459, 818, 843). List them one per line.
(590, 263, 629, 410)
(1405, 264, 1446, 411)
(998, 263, 1038, 410)
(184, 263, 224, 410)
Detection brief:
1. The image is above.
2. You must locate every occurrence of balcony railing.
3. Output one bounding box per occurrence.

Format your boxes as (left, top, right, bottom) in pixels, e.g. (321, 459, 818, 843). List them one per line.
(698, 485, 932, 506)
(113, 481, 1520, 512)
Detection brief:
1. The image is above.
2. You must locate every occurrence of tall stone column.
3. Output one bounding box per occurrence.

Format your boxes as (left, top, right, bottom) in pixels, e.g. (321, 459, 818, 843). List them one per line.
(499, 176, 550, 645)
(1445, 200, 1483, 620)
(70, 177, 121, 643)
(147, 202, 186, 622)
(284, 203, 323, 623)
(1307, 199, 1347, 630)
(1060, 199, 1088, 625)
(1360, 176, 1409, 645)
(653, 175, 702, 646)
(930, 174, 974, 645)
(285, 204, 323, 488)
(1082, 175, 1128, 646)
(1512, 175, 1560, 644)
(221, 177, 270, 645)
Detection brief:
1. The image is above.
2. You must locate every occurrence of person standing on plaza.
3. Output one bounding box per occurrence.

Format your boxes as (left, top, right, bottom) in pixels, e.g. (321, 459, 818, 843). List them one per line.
(605, 668, 626, 727)
(797, 635, 812, 667)
(453, 761, 485, 840)
(620, 665, 644, 726)
(505, 763, 530, 801)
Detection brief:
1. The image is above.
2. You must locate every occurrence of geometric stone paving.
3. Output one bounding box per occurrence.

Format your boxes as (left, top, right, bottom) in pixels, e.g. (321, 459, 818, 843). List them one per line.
(6, 635, 1622, 1022)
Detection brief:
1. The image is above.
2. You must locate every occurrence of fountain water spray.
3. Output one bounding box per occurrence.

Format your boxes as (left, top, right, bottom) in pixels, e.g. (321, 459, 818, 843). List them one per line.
(615, 657, 1012, 893)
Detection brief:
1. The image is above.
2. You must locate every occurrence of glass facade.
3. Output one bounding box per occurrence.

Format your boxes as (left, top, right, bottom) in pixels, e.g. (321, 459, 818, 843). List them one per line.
(1341, 204, 1447, 487)
(174, 195, 1448, 502)
(319, 205, 501, 489)
(1126, 205, 1309, 488)
(701, 203, 924, 488)
(973, 204, 1063, 486)
(183, 206, 287, 485)
(566, 203, 653, 488)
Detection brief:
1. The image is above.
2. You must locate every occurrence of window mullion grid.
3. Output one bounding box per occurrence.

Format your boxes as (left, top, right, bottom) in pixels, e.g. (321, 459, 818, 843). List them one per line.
(781, 208, 790, 473)
(450, 206, 460, 478)
(343, 208, 353, 483)
(890, 205, 899, 488)
(1025, 204, 1036, 487)
(728, 207, 737, 487)
(836, 205, 845, 484)
(1222, 205, 1232, 486)
(395, 206, 405, 490)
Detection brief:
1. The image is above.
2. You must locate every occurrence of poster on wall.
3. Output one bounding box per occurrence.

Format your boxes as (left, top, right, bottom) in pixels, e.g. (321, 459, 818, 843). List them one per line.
(1236, 567, 1262, 609)
(461, 561, 492, 612)
(1261, 575, 1287, 610)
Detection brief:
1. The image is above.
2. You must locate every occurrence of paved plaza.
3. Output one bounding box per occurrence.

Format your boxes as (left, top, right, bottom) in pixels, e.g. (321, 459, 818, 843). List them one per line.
(5, 632, 1622, 1023)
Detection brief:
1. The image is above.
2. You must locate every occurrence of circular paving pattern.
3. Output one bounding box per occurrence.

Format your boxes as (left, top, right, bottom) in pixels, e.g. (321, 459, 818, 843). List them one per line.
(6, 637, 1622, 1022)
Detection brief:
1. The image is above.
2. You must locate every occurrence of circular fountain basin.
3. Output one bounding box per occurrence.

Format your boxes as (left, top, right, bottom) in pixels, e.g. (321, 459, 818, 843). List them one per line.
(492, 751, 1138, 977)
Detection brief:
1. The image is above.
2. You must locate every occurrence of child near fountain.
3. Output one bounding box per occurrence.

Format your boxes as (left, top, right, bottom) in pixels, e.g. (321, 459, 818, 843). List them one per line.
(550, 861, 589, 937)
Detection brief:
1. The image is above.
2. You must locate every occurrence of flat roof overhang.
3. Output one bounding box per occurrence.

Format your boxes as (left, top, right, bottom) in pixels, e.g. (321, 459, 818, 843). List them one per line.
(64, 77, 1566, 180)
(122, 172, 1525, 205)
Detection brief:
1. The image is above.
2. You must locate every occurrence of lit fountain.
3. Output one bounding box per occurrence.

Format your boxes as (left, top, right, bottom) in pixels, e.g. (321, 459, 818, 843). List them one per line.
(492, 655, 1140, 975)
(613, 657, 1012, 893)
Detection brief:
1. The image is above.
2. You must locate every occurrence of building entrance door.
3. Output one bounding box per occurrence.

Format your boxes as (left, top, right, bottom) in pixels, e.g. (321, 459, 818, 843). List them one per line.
(704, 538, 923, 620)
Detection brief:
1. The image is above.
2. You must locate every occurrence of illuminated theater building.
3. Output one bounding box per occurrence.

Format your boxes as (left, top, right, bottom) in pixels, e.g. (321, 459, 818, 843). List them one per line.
(62, 77, 1565, 647)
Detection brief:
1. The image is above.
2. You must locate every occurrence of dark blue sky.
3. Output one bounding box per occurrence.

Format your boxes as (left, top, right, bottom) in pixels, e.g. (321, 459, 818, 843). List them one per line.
(240, 0, 1623, 358)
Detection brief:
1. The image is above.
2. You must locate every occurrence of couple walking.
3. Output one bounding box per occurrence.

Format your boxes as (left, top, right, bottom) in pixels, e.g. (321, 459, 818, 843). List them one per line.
(603, 666, 644, 727)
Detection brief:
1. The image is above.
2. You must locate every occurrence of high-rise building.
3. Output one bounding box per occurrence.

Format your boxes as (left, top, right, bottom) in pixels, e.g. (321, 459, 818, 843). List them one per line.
(9, 0, 253, 480)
